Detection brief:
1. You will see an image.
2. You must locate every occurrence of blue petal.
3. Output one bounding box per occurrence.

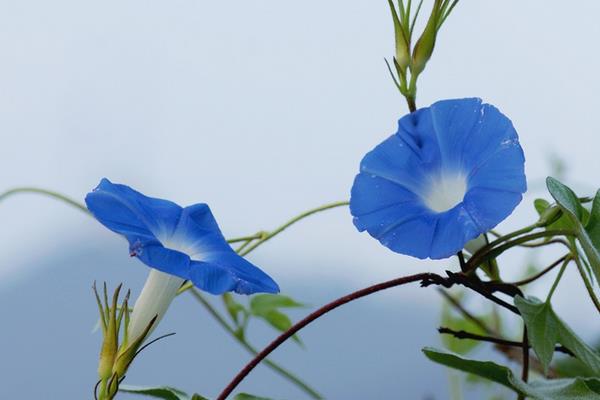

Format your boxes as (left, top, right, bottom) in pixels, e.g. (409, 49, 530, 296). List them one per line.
(359, 134, 429, 194)
(86, 178, 279, 295)
(350, 173, 421, 216)
(190, 253, 280, 295)
(353, 200, 428, 238)
(377, 214, 438, 259)
(350, 98, 527, 260)
(398, 106, 442, 167)
(429, 205, 480, 259)
(135, 243, 193, 278)
(428, 98, 483, 170)
(85, 178, 182, 240)
(468, 144, 527, 194)
(461, 103, 518, 172)
(169, 203, 231, 258)
(463, 187, 523, 231)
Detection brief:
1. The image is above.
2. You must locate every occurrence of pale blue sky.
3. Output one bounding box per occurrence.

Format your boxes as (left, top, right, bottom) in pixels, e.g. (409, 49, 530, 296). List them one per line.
(1, 1, 599, 398)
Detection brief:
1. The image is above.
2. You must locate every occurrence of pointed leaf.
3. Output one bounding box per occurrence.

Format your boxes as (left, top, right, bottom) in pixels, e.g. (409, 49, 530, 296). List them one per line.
(515, 296, 600, 376)
(586, 190, 600, 250)
(546, 177, 583, 220)
(234, 394, 275, 400)
(555, 314, 600, 377)
(514, 296, 558, 373)
(547, 177, 600, 284)
(423, 347, 516, 389)
(249, 294, 304, 316)
(511, 377, 600, 399)
(119, 385, 189, 400)
(423, 347, 600, 399)
(222, 293, 246, 325)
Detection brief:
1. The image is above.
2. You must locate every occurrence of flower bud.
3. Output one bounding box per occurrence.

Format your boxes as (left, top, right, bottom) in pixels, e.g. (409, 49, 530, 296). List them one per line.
(537, 205, 563, 227)
(387, 0, 411, 70)
(96, 283, 121, 380)
(411, 0, 440, 76)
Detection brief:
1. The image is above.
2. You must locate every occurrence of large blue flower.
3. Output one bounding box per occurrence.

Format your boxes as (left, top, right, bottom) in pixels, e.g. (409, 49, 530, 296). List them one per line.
(350, 98, 526, 259)
(86, 178, 279, 295)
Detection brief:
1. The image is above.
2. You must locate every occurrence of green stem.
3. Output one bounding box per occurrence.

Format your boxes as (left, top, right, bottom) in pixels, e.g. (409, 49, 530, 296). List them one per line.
(178, 200, 349, 295)
(235, 239, 256, 254)
(0, 187, 88, 213)
(466, 229, 574, 274)
(546, 256, 571, 302)
(485, 223, 540, 250)
(572, 251, 600, 314)
(509, 254, 569, 287)
(405, 74, 418, 112)
(227, 233, 264, 244)
(188, 288, 323, 399)
(0, 187, 329, 398)
(238, 201, 349, 257)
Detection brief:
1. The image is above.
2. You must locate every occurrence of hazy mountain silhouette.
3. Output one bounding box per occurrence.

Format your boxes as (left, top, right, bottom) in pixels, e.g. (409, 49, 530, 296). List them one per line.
(0, 237, 489, 399)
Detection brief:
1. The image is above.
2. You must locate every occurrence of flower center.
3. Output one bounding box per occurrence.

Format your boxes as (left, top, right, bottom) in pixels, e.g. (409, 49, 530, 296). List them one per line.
(423, 172, 467, 213)
(160, 236, 206, 261)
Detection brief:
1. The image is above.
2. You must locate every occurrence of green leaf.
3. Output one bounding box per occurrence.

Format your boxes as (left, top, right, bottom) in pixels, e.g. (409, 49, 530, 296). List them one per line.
(119, 385, 189, 400)
(514, 296, 558, 373)
(262, 309, 292, 331)
(423, 347, 515, 389)
(511, 378, 600, 399)
(191, 395, 210, 400)
(586, 190, 600, 251)
(423, 347, 600, 399)
(546, 177, 600, 284)
(249, 294, 304, 316)
(546, 177, 583, 220)
(249, 294, 304, 345)
(515, 296, 600, 376)
(555, 339, 600, 378)
(534, 198, 551, 215)
(233, 394, 274, 400)
(222, 293, 246, 325)
(262, 310, 303, 345)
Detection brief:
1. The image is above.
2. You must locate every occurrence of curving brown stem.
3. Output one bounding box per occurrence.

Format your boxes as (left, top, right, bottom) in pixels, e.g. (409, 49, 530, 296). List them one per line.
(216, 272, 438, 400)
(216, 268, 528, 399)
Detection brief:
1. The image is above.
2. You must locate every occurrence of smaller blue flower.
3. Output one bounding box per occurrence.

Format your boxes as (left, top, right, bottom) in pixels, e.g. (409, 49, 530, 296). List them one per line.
(85, 178, 279, 295)
(350, 98, 527, 260)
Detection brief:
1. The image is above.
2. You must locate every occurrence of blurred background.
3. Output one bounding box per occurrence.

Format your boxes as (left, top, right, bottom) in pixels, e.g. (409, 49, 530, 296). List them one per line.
(1, 0, 599, 398)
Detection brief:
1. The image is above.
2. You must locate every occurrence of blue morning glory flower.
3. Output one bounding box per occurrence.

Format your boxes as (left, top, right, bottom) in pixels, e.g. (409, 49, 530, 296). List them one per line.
(85, 178, 279, 295)
(350, 98, 526, 260)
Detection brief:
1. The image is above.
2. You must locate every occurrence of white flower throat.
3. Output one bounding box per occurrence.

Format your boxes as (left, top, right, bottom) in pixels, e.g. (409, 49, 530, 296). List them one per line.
(422, 172, 467, 213)
(127, 238, 202, 343)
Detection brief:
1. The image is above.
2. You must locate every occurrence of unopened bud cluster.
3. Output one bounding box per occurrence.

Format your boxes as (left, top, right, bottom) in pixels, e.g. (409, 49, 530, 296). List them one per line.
(93, 283, 157, 400)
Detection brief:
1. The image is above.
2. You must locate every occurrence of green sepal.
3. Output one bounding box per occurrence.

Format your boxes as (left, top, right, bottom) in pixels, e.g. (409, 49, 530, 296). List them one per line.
(113, 314, 158, 377)
(387, 0, 411, 70)
(98, 284, 122, 380)
(411, 0, 440, 76)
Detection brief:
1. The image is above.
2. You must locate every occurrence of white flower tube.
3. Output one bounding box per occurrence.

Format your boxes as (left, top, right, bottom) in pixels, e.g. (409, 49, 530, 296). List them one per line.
(127, 268, 185, 343)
